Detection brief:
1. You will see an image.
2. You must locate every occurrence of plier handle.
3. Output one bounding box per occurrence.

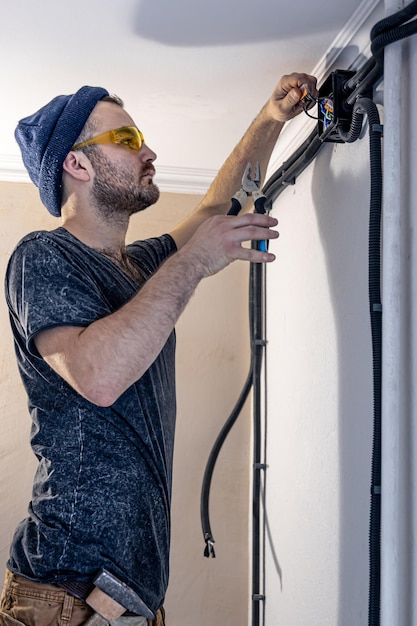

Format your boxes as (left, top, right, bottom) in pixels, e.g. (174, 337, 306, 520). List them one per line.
(228, 161, 270, 251)
(228, 161, 269, 216)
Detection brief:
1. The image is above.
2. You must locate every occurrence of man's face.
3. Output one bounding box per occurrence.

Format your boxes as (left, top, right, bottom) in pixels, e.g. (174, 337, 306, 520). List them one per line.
(88, 146, 160, 221)
(85, 101, 160, 222)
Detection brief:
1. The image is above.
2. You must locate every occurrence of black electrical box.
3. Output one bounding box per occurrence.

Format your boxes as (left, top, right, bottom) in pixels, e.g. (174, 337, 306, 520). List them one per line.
(317, 70, 356, 142)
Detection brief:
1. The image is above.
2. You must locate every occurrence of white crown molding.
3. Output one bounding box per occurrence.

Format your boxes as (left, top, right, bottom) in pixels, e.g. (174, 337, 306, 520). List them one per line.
(0, 154, 216, 195)
(0, 154, 31, 183)
(312, 0, 381, 83)
(153, 165, 216, 195)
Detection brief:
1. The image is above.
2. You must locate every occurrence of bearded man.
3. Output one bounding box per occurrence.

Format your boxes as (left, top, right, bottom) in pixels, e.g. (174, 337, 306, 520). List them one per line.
(0, 73, 317, 626)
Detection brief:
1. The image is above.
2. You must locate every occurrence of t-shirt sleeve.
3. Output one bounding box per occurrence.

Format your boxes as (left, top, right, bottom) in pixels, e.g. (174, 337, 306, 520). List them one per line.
(6, 237, 112, 357)
(127, 234, 177, 278)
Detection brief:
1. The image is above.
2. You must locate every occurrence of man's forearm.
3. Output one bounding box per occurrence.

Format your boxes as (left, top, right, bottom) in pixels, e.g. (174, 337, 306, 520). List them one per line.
(169, 72, 317, 249)
(36, 212, 279, 406)
(198, 104, 284, 216)
(75, 243, 205, 406)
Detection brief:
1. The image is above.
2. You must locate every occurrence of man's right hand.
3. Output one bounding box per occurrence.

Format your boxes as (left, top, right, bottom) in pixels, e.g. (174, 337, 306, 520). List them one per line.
(179, 212, 279, 278)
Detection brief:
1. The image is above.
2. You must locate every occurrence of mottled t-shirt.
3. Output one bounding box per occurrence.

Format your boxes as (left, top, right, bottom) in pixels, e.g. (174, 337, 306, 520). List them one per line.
(5, 227, 177, 613)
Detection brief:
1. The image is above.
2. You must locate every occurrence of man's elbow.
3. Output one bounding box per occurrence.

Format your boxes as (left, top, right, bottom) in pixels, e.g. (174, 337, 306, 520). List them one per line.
(68, 370, 125, 407)
(79, 380, 122, 408)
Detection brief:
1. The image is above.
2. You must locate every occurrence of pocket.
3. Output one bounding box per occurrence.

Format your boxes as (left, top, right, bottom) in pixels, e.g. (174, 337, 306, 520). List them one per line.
(4, 594, 62, 626)
(0, 612, 26, 626)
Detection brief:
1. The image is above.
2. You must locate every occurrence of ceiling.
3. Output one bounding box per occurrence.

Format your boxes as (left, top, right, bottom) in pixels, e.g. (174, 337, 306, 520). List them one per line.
(0, 0, 377, 191)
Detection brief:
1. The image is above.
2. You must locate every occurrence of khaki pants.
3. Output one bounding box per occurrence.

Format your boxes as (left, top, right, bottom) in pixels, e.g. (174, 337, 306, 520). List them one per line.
(0, 570, 165, 626)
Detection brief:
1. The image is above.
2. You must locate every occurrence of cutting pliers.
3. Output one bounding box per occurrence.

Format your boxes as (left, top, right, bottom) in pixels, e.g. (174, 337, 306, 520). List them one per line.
(228, 161, 270, 251)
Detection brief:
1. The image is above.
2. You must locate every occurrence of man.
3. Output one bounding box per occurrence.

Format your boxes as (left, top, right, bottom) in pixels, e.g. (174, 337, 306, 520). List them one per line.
(0, 72, 317, 626)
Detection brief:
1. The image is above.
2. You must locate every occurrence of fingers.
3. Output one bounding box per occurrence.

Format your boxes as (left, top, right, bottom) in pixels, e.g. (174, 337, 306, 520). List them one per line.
(225, 213, 279, 262)
(233, 243, 276, 264)
(187, 213, 279, 276)
(227, 213, 278, 241)
(229, 212, 278, 230)
(269, 72, 318, 122)
(279, 72, 318, 99)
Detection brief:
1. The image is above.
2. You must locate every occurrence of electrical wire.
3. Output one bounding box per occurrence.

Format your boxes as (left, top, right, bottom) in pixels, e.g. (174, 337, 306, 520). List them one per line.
(250, 257, 267, 626)
(262, 127, 323, 204)
(346, 96, 383, 626)
(200, 365, 253, 557)
(370, 0, 417, 39)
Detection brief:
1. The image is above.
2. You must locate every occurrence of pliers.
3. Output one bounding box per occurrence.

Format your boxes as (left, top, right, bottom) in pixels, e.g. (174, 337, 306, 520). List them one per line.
(228, 161, 270, 251)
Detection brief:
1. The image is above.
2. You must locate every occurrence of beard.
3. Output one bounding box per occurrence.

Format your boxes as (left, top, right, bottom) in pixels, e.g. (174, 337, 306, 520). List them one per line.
(88, 147, 160, 221)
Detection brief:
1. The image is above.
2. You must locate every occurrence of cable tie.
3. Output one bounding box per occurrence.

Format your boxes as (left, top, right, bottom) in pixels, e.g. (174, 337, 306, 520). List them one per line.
(371, 123, 384, 134)
(372, 303, 382, 312)
(282, 177, 296, 187)
(252, 594, 266, 602)
(254, 339, 267, 347)
(254, 463, 267, 470)
(371, 485, 381, 495)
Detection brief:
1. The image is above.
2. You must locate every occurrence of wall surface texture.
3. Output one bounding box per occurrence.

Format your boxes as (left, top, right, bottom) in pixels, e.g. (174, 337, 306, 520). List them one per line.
(256, 2, 400, 622)
(264, 133, 374, 625)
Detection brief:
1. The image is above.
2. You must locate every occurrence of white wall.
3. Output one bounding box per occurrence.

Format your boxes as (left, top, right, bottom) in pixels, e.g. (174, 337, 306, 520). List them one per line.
(262, 6, 386, 618)
(258, 11, 417, 626)
(259, 2, 417, 623)
(264, 131, 374, 625)
(380, 14, 417, 625)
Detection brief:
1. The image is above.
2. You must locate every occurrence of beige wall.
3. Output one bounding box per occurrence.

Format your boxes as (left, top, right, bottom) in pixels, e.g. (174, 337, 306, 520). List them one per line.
(0, 181, 251, 625)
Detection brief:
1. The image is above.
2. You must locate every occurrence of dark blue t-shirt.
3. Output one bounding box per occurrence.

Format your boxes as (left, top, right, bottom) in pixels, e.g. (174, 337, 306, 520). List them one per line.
(5, 227, 178, 613)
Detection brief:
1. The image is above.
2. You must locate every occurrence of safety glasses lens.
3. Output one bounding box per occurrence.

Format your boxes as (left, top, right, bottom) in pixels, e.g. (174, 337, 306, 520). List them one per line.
(113, 127, 143, 151)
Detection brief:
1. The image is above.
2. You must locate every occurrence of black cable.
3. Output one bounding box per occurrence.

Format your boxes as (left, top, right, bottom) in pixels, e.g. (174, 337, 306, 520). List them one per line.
(370, 0, 417, 39)
(263, 128, 323, 205)
(352, 97, 383, 626)
(337, 101, 365, 143)
(346, 10, 417, 105)
(344, 57, 377, 93)
(200, 366, 253, 557)
(251, 258, 266, 626)
(372, 18, 417, 58)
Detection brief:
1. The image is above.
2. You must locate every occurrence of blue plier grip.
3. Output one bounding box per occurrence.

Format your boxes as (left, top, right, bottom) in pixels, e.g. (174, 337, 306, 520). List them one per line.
(253, 193, 268, 251)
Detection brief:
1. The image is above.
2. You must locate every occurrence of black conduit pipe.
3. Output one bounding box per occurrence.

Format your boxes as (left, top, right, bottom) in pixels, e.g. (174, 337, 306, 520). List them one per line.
(346, 6, 417, 105)
(263, 129, 323, 203)
(358, 97, 383, 626)
(340, 96, 383, 625)
(370, 0, 417, 39)
(250, 258, 266, 626)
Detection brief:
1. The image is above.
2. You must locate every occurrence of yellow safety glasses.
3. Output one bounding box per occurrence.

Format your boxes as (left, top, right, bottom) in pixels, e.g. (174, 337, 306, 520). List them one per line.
(72, 126, 145, 152)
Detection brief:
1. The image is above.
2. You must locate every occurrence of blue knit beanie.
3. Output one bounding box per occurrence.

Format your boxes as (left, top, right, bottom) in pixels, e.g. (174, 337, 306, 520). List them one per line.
(15, 85, 109, 217)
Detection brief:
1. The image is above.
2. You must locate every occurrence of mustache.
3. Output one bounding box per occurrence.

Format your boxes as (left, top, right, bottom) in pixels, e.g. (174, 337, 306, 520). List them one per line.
(142, 164, 156, 177)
